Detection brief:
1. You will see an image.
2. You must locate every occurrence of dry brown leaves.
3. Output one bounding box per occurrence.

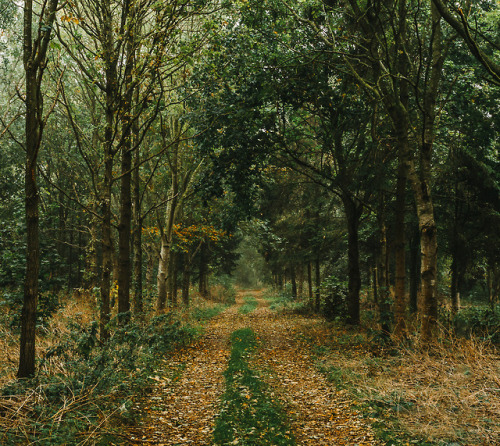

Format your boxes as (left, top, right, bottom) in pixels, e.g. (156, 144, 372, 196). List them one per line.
(127, 291, 379, 445)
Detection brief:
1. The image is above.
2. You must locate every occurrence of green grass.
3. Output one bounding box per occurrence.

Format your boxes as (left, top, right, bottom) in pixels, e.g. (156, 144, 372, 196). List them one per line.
(191, 303, 228, 321)
(213, 328, 295, 446)
(238, 296, 258, 314)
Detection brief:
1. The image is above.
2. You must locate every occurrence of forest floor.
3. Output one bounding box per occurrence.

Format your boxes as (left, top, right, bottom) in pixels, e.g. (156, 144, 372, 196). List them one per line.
(1, 289, 498, 445)
(124, 290, 379, 445)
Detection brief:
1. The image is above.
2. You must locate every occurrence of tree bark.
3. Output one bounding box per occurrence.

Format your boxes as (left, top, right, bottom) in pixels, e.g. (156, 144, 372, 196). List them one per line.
(290, 266, 297, 298)
(394, 129, 410, 335)
(198, 241, 209, 298)
(182, 254, 191, 306)
(100, 0, 118, 340)
(307, 261, 313, 303)
(18, 0, 59, 378)
(409, 2, 444, 342)
(377, 199, 391, 334)
(342, 193, 362, 325)
(315, 257, 321, 312)
(409, 223, 420, 315)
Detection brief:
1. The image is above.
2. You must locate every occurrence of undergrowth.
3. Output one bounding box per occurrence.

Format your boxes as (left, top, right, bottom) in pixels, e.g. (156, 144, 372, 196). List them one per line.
(213, 328, 295, 446)
(0, 291, 231, 445)
(305, 322, 500, 446)
(238, 295, 258, 314)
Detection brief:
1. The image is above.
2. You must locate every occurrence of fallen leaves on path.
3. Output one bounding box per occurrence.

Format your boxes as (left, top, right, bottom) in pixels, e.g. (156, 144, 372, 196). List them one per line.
(126, 291, 380, 445)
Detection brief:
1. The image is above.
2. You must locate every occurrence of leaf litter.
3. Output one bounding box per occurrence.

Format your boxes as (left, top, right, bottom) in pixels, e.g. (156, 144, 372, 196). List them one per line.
(126, 291, 379, 445)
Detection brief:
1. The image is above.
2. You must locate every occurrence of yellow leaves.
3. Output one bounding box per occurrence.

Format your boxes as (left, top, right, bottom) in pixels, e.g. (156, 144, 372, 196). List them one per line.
(60, 15, 81, 25)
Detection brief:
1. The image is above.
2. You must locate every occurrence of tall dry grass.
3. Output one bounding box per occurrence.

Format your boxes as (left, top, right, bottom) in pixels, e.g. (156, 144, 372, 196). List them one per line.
(307, 321, 500, 445)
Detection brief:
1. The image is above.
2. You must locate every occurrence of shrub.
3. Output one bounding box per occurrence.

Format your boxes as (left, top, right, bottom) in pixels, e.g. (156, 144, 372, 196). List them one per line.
(451, 305, 500, 343)
(320, 276, 349, 321)
(209, 274, 237, 304)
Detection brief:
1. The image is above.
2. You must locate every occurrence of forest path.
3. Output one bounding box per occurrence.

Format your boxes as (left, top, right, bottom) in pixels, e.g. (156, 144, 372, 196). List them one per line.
(127, 291, 379, 445)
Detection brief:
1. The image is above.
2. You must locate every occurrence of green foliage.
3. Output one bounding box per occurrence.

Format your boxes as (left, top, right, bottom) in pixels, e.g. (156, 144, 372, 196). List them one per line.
(320, 276, 349, 322)
(209, 274, 237, 304)
(238, 295, 258, 315)
(213, 328, 295, 445)
(448, 305, 500, 343)
(191, 303, 228, 321)
(0, 314, 194, 445)
(0, 290, 61, 329)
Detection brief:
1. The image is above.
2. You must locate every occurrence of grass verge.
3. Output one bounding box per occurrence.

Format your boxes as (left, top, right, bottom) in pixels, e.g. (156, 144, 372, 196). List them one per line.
(238, 296, 258, 315)
(191, 303, 229, 322)
(213, 328, 295, 446)
(303, 322, 500, 445)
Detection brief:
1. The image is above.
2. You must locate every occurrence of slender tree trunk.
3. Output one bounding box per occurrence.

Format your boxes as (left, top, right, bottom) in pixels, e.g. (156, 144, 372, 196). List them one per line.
(377, 200, 391, 334)
(410, 3, 444, 342)
(19, 65, 40, 378)
(68, 225, 74, 290)
(182, 254, 191, 306)
(117, 142, 132, 319)
(100, 1, 117, 340)
(409, 224, 420, 315)
(198, 241, 209, 298)
(146, 242, 156, 294)
(18, 0, 59, 378)
(157, 139, 179, 310)
(394, 130, 410, 335)
(297, 264, 304, 297)
(172, 255, 178, 305)
(290, 266, 297, 298)
(315, 257, 321, 312)
(342, 194, 362, 325)
(117, 0, 137, 322)
(307, 262, 313, 303)
(132, 147, 143, 313)
(450, 178, 460, 314)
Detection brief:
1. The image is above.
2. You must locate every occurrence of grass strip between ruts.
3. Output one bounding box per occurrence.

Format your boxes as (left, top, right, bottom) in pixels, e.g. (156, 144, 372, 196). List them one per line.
(238, 296, 258, 315)
(213, 328, 295, 445)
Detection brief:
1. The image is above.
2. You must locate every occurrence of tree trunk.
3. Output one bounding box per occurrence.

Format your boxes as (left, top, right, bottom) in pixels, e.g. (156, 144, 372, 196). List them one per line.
(198, 241, 209, 298)
(307, 261, 313, 303)
(157, 139, 179, 310)
(409, 224, 420, 315)
(18, 0, 59, 378)
(297, 264, 304, 297)
(132, 152, 143, 314)
(290, 266, 297, 298)
(182, 254, 191, 306)
(117, 139, 132, 320)
(100, 1, 117, 340)
(394, 133, 410, 335)
(377, 200, 391, 334)
(449, 178, 461, 314)
(410, 3, 444, 342)
(145, 242, 156, 294)
(315, 257, 321, 312)
(342, 194, 362, 325)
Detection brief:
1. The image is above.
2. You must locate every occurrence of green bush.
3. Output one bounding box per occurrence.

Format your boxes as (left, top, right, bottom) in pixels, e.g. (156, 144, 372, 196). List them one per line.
(320, 276, 348, 321)
(451, 305, 500, 343)
(0, 289, 61, 329)
(209, 274, 237, 304)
